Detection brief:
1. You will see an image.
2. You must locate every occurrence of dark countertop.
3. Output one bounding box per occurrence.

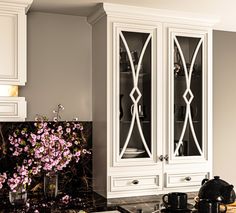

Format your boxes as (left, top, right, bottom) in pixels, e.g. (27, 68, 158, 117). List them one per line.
(107, 192, 198, 213)
(0, 191, 129, 213)
(0, 191, 197, 213)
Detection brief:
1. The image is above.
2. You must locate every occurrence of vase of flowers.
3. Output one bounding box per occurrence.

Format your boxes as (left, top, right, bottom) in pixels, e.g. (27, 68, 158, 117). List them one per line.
(0, 167, 28, 206)
(9, 184, 27, 206)
(0, 111, 91, 200)
(44, 171, 58, 198)
(6, 164, 31, 205)
(10, 117, 88, 195)
(0, 103, 92, 200)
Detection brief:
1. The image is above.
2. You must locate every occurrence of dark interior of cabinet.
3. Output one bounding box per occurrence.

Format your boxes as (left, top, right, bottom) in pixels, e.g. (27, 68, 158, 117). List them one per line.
(174, 36, 203, 157)
(119, 31, 152, 158)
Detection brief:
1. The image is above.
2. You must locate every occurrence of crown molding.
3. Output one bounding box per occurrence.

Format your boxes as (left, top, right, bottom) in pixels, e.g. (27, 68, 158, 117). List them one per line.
(88, 3, 219, 27)
(0, 0, 33, 13)
(87, 4, 105, 25)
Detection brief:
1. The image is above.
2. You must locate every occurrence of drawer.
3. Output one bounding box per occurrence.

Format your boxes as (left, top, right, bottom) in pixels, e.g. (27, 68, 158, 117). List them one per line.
(0, 97, 26, 121)
(110, 175, 160, 192)
(165, 172, 208, 188)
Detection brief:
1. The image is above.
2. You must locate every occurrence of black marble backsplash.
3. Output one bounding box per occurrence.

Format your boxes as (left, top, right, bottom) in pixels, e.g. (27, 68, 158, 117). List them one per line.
(0, 121, 93, 195)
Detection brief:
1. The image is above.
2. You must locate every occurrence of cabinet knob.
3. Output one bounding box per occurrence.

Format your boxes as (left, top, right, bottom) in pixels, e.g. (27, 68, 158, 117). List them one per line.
(164, 155, 169, 161)
(159, 155, 168, 161)
(132, 180, 139, 185)
(185, 176, 192, 181)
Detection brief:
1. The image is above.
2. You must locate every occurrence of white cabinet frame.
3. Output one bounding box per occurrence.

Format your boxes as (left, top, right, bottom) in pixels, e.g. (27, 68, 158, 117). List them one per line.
(0, 97, 26, 121)
(0, 1, 32, 85)
(89, 3, 216, 198)
(167, 27, 210, 165)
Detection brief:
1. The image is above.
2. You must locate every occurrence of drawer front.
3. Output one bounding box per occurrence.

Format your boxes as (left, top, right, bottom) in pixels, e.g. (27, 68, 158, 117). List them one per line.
(110, 175, 160, 192)
(165, 172, 208, 188)
(0, 102, 18, 116)
(0, 97, 26, 121)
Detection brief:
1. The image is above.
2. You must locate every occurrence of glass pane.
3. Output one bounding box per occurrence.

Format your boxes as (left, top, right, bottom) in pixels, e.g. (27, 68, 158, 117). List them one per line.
(173, 36, 203, 157)
(119, 31, 152, 159)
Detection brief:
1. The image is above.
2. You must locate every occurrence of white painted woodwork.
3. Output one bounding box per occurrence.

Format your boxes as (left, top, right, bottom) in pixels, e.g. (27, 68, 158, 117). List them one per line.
(112, 22, 160, 167)
(90, 3, 215, 198)
(165, 172, 209, 188)
(167, 27, 210, 165)
(0, 97, 26, 121)
(0, 0, 33, 85)
(88, 3, 218, 27)
(91, 15, 108, 198)
(173, 36, 203, 157)
(0, 0, 32, 121)
(118, 31, 152, 159)
(110, 175, 160, 192)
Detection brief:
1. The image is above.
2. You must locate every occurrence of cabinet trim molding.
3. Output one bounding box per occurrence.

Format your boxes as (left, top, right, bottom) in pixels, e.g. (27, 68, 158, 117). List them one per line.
(88, 3, 219, 27)
(0, 0, 31, 85)
(0, 0, 33, 12)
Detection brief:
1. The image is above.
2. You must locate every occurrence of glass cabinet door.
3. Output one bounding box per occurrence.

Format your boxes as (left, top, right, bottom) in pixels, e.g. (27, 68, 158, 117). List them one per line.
(115, 25, 156, 162)
(169, 28, 208, 162)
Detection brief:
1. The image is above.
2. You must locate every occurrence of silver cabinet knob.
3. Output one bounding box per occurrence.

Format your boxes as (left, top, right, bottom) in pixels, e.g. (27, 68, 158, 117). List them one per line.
(132, 180, 139, 185)
(159, 155, 168, 161)
(164, 155, 169, 161)
(159, 155, 164, 161)
(185, 176, 192, 181)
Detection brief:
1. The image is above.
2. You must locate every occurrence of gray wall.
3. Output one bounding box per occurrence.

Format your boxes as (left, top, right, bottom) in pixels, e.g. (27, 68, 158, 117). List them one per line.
(213, 30, 236, 186)
(20, 12, 92, 121)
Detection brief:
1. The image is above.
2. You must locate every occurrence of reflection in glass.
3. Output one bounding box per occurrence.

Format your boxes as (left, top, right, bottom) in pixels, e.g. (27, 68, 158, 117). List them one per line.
(119, 31, 152, 159)
(173, 36, 203, 157)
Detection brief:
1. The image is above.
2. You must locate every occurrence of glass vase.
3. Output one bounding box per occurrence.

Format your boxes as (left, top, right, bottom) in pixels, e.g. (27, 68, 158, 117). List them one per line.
(9, 185, 27, 206)
(44, 172, 58, 198)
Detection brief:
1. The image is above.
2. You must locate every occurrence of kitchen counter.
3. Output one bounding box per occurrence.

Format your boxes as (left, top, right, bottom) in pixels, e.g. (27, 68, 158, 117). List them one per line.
(107, 192, 197, 213)
(0, 191, 128, 213)
(0, 191, 197, 213)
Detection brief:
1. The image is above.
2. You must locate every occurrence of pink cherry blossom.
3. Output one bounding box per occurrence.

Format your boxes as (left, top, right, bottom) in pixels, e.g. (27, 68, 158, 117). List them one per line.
(4, 117, 90, 192)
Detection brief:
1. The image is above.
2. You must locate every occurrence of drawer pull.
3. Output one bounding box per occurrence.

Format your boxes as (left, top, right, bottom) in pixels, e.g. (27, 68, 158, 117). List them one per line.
(132, 180, 139, 185)
(185, 176, 192, 181)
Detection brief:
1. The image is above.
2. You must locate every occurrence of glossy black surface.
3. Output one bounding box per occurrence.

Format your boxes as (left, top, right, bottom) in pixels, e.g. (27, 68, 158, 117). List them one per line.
(162, 192, 188, 209)
(0, 191, 129, 213)
(116, 194, 196, 213)
(198, 176, 236, 204)
(161, 208, 192, 212)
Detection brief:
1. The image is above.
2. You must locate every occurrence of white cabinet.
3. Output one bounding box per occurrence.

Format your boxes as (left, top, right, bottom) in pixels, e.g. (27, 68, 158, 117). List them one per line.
(0, 0, 32, 85)
(0, 0, 32, 121)
(89, 3, 217, 198)
(112, 22, 162, 167)
(0, 97, 26, 121)
(163, 25, 213, 190)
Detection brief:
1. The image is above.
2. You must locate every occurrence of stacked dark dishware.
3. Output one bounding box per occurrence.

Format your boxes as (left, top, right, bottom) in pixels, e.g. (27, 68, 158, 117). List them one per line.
(161, 192, 191, 212)
(196, 199, 227, 213)
(195, 176, 235, 213)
